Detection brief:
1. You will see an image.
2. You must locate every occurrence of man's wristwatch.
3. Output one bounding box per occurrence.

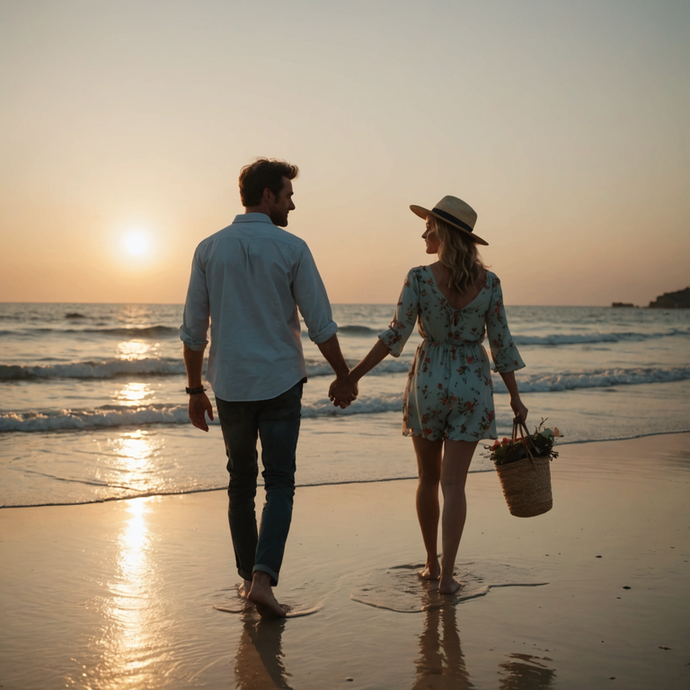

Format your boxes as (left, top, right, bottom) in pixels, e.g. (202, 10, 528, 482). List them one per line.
(185, 386, 206, 395)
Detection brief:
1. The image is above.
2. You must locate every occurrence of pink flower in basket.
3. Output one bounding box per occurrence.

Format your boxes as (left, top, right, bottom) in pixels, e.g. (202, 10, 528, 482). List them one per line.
(486, 419, 560, 466)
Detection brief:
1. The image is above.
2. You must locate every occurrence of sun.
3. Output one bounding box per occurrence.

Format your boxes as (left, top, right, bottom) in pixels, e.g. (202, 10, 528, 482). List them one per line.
(124, 230, 149, 256)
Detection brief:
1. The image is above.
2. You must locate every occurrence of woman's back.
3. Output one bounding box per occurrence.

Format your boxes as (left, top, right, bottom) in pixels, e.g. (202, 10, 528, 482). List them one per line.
(429, 263, 486, 311)
(401, 266, 501, 348)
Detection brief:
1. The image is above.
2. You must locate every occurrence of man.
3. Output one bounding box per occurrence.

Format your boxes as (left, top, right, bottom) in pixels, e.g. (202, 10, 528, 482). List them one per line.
(181, 158, 355, 617)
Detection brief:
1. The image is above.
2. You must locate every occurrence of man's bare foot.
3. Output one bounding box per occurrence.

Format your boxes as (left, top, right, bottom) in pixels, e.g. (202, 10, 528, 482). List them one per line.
(238, 579, 252, 600)
(438, 577, 462, 595)
(418, 562, 440, 580)
(248, 572, 286, 618)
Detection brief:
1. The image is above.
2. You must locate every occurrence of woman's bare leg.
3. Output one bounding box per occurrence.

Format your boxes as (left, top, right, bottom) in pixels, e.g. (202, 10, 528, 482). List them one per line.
(439, 440, 478, 594)
(412, 436, 443, 580)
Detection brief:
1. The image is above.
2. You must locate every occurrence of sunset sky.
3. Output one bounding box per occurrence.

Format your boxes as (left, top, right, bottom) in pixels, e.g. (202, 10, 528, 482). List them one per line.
(1, 0, 688, 306)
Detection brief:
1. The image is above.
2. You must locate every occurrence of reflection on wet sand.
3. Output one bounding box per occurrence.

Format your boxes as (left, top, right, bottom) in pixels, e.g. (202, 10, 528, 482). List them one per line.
(498, 653, 556, 689)
(413, 595, 556, 690)
(80, 498, 172, 688)
(76, 429, 176, 687)
(234, 615, 293, 689)
(413, 597, 473, 689)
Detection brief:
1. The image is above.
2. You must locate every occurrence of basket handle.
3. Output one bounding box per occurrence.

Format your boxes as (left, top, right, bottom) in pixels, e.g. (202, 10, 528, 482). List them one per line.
(512, 418, 536, 464)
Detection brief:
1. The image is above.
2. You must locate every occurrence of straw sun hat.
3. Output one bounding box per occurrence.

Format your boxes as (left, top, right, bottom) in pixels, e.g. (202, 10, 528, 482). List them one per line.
(410, 195, 488, 246)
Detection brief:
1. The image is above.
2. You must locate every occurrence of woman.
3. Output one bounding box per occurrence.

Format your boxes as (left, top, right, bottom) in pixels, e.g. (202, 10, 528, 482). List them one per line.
(332, 195, 528, 594)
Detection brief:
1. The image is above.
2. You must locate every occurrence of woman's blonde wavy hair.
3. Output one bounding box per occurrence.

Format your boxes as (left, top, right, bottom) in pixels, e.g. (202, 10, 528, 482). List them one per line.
(429, 215, 487, 294)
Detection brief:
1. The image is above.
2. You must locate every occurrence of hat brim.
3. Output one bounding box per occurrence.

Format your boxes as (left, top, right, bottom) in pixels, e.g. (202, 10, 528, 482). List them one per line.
(410, 204, 488, 246)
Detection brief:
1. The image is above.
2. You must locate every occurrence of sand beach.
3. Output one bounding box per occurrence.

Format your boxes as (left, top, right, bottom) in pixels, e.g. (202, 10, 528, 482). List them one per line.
(3, 2, 689, 687)
(1, 433, 689, 689)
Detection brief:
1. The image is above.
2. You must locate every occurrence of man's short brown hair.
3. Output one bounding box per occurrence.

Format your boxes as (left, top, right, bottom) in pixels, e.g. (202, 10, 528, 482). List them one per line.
(239, 158, 299, 207)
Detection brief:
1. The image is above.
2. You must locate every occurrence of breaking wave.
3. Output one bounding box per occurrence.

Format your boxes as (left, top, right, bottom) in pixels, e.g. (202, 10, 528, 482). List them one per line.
(0, 356, 413, 381)
(0, 325, 178, 338)
(0, 358, 186, 380)
(3, 365, 689, 433)
(513, 327, 690, 346)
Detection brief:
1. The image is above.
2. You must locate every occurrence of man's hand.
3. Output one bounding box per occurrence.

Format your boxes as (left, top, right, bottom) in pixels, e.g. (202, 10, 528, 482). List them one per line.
(328, 375, 358, 409)
(188, 392, 214, 431)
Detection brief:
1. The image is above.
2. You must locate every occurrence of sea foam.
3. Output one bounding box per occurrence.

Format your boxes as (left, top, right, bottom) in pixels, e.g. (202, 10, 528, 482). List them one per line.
(513, 327, 690, 346)
(0, 356, 412, 381)
(3, 364, 689, 433)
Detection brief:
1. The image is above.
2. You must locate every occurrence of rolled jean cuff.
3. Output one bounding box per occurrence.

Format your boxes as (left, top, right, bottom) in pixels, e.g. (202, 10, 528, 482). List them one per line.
(253, 564, 280, 587)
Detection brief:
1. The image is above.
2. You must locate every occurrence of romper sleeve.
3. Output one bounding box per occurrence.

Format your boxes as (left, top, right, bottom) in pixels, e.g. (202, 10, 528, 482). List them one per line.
(485, 273, 525, 373)
(378, 269, 421, 357)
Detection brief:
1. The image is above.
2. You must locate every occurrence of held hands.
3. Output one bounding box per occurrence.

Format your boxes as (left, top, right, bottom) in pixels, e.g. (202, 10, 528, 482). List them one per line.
(328, 374, 358, 409)
(188, 392, 214, 431)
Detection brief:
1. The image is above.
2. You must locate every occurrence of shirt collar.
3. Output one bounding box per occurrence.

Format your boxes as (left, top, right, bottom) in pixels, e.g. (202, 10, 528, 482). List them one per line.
(233, 213, 273, 224)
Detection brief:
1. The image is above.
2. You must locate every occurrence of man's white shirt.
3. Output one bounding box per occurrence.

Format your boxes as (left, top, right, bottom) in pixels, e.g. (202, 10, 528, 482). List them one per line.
(180, 213, 337, 401)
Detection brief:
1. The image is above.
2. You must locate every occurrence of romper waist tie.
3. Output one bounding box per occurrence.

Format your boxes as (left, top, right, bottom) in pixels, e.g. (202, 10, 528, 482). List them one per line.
(425, 338, 484, 347)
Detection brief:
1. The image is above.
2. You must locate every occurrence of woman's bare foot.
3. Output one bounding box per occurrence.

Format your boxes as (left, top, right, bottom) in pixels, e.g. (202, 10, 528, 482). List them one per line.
(248, 572, 287, 618)
(438, 577, 462, 595)
(418, 560, 441, 580)
(238, 579, 252, 600)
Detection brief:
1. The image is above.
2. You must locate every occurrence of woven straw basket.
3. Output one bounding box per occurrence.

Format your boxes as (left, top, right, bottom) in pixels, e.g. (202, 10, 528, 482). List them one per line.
(496, 454, 553, 517)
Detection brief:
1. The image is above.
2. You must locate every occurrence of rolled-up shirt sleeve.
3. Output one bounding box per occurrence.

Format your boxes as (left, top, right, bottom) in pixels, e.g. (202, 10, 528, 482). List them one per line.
(180, 248, 210, 351)
(378, 270, 420, 357)
(486, 275, 525, 373)
(293, 245, 338, 344)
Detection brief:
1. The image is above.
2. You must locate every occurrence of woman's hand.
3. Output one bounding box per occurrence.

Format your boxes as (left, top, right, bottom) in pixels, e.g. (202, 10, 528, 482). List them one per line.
(329, 374, 358, 408)
(330, 338, 391, 408)
(510, 397, 528, 424)
(498, 370, 528, 424)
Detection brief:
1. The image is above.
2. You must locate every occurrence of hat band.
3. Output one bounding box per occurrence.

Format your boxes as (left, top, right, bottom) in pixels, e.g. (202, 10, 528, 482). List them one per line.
(432, 207, 474, 234)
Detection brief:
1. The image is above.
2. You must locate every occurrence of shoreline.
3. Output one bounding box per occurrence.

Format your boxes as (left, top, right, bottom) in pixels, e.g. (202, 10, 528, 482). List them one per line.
(2, 429, 689, 510)
(2, 433, 689, 688)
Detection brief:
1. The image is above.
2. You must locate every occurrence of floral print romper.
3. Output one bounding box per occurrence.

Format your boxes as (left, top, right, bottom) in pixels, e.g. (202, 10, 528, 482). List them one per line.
(379, 267, 525, 442)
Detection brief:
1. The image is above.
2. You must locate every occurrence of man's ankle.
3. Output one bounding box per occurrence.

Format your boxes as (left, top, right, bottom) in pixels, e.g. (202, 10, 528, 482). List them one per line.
(251, 570, 272, 588)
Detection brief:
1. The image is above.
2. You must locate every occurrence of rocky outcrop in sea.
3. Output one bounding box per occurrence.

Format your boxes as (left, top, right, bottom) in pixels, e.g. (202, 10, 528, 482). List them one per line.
(648, 287, 690, 309)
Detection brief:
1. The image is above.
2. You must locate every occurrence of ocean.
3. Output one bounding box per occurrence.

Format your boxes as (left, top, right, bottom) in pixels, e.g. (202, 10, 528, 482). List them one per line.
(1, 302, 689, 508)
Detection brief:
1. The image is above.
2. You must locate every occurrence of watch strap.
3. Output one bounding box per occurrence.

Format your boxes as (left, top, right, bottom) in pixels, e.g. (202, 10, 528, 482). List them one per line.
(185, 385, 206, 395)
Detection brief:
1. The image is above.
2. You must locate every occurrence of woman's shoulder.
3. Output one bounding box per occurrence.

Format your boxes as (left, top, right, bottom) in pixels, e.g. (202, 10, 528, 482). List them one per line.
(405, 265, 434, 283)
(484, 270, 500, 287)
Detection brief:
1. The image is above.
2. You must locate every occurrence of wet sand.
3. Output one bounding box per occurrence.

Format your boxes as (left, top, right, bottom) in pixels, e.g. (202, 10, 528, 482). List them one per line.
(1, 433, 689, 689)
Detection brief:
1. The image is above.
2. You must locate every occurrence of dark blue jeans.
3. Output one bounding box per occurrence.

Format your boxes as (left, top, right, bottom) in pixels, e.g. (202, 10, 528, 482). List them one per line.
(216, 381, 303, 586)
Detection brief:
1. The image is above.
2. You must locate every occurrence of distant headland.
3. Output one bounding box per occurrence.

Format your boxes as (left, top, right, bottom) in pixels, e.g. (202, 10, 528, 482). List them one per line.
(612, 287, 690, 309)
